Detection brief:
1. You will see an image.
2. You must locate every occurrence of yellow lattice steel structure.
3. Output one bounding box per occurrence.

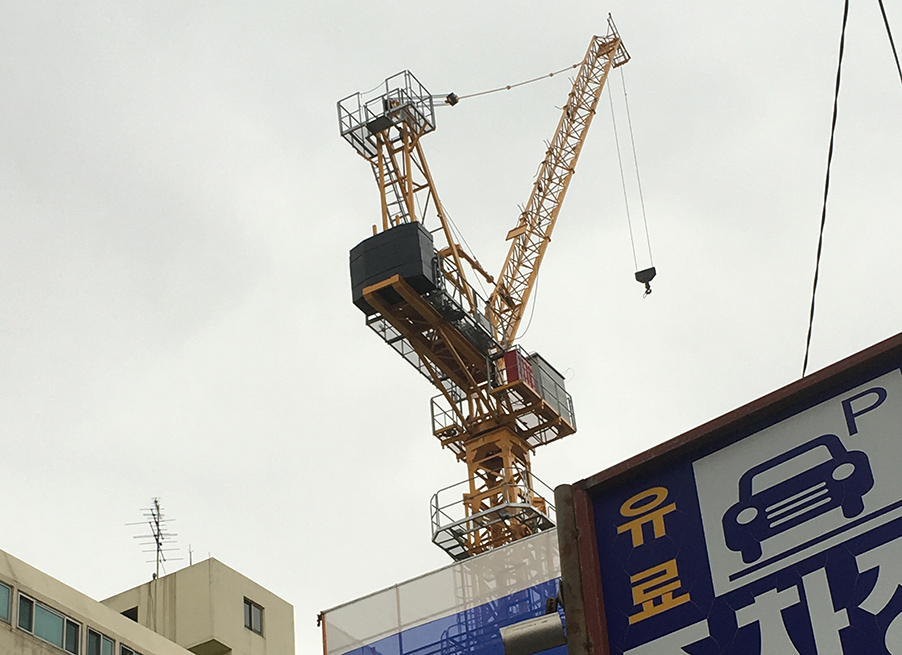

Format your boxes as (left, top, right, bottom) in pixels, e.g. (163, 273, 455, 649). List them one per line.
(339, 18, 629, 560)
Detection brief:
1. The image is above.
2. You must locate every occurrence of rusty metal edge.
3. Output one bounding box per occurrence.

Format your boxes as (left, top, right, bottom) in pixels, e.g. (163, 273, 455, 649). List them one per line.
(555, 484, 588, 655)
(573, 483, 608, 655)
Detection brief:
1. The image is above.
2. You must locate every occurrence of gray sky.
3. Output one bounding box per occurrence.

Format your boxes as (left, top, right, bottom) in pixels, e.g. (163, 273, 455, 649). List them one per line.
(2, 2, 901, 653)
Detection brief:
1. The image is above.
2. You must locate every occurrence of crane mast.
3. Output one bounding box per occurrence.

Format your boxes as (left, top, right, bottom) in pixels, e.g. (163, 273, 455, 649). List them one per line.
(339, 19, 629, 560)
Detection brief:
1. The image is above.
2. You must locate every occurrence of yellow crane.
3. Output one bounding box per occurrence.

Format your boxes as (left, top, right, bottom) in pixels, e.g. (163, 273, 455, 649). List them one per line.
(339, 17, 630, 560)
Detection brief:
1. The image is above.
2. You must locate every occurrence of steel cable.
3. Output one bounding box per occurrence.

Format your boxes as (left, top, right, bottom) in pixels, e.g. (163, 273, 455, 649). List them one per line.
(620, 67, 654, 267)
(609, 83, 638, 271)
(453, 64, 580, 102)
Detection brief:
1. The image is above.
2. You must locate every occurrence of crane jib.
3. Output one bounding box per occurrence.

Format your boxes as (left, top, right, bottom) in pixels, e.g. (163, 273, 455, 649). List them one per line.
(490, 27, 629, 348)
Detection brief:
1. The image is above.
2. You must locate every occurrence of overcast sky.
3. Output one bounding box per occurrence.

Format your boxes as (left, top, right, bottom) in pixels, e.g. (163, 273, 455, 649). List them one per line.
(2, 2, 902, 654)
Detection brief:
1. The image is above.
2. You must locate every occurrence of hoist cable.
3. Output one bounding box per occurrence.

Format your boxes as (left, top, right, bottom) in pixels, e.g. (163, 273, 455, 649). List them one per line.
(620, 67, 654, 267)
(877, 0, 902, 87)
(442, 205, 490, 298)
(515, 274, 539, 343)
(608, 82, 640, 270)
(803, 0, 850, 378)
(452, 63, 580, 102)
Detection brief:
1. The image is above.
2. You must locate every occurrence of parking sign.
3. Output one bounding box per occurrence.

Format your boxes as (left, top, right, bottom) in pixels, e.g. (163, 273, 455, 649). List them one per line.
(557, 332, 902, 655)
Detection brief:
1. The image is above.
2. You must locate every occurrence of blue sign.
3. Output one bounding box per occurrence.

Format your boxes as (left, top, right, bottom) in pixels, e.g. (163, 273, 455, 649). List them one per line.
(592, 368, 902, 654)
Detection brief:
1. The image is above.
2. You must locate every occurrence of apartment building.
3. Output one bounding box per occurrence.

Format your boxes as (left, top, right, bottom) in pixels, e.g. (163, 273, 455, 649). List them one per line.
(0, 548, 293, 655)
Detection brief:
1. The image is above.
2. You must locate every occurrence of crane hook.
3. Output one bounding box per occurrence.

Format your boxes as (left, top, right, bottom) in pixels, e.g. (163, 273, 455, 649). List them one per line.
(635, 266, 656, 297)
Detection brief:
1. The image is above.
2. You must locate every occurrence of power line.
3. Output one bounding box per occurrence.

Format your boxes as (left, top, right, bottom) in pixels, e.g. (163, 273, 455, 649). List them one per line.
(877, 0, 902, 88)
(803, 0, 850, 377)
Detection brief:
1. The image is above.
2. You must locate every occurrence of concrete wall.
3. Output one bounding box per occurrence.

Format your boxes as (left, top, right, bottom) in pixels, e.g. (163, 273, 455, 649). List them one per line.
(103, 558, 294, 655)
(0, 548, 193, 655)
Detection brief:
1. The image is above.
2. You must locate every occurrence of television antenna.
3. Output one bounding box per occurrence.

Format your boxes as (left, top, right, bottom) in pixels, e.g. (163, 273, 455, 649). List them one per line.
(128, 498, 182, 579)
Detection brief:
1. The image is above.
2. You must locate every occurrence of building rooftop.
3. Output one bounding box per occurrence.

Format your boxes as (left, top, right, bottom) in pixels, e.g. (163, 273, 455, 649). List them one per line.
(0, 548, 294, 655)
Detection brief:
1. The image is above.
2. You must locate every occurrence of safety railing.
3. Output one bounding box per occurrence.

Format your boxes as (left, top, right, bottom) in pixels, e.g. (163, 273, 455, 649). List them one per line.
(337, 70, 436, 159)
(430, 476, 556, 561)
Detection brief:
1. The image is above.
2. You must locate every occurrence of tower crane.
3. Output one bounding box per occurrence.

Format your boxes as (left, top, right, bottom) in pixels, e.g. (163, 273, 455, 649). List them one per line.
(338, 17, 631, 560)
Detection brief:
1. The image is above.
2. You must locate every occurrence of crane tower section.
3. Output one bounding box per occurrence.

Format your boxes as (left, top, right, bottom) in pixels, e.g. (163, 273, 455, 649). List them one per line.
(339, 19, 629, 560)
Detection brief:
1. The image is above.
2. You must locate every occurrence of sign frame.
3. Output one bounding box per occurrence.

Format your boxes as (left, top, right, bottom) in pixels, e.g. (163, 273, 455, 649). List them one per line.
(556, 331, 902, 655)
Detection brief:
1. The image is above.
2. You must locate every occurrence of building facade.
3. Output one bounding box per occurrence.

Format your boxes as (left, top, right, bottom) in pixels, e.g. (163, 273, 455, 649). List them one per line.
(0, 548, 294, 655)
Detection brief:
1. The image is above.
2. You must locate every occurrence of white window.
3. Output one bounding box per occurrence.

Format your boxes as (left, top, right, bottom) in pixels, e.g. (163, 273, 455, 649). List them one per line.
(17, 594, 80, 654)
(244, 598, 264, 635)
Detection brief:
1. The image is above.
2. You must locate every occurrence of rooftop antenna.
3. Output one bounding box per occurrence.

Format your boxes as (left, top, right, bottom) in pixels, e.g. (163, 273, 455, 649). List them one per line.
(128, 498, 182, 579)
